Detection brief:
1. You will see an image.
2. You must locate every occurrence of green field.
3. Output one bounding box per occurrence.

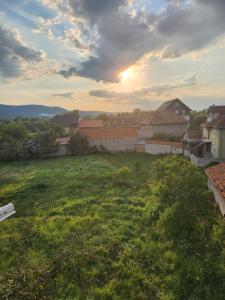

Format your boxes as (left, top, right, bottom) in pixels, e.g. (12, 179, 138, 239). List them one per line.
(0, 154, 225, 299)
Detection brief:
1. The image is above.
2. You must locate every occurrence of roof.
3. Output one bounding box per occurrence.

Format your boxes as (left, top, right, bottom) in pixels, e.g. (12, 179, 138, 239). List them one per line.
(146, 139, 183, 148)
(78, 127, 138, 140)
(52, 111, 79, 128)
(185, 129, 202, 140)
(202, 113, 225, 129)
(79, 119, 104, 128)
(206, 163, 225, 199)
(151, 110, 189, 125)
(208, 105, 225, 114)
(55, 137, 70, 145)
(157, 98, 191, 112)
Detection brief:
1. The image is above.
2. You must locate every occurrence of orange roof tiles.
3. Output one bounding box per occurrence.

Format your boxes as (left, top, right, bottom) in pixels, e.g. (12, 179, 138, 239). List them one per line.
(78, 127, 138, 140)
(206, 163, 225, 198)
(79, 119, 104, 128)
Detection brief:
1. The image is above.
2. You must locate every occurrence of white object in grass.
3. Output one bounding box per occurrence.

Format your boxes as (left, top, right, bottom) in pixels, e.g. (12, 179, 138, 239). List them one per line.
(0, 203, 16, 222)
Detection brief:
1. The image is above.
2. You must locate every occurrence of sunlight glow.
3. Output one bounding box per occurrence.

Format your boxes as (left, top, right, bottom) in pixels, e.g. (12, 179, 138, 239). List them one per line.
(119, 69, 131, 81)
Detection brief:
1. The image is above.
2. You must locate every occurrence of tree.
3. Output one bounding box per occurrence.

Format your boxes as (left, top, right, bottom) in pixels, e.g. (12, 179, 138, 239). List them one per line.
(68, 133, 92, 155)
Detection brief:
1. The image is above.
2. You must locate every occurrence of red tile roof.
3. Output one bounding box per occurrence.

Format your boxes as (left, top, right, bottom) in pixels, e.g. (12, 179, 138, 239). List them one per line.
(78, 127, 138, 140)
(79, 119, 104, 128)
(206, 163, 225, 198)
(146, 139, 183, 148)
(151, 110, 189, 125)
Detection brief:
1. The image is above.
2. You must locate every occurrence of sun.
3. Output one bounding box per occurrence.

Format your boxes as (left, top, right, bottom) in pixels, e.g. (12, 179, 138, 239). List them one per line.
(119, 69, 131, 81)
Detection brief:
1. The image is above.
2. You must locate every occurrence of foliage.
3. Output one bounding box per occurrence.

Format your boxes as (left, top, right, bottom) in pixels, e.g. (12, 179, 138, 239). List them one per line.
(0, 154, 225, 299)
(190, 110, 208, 129)
(68, 133, 96, 155)
(0, 119, 64, 161)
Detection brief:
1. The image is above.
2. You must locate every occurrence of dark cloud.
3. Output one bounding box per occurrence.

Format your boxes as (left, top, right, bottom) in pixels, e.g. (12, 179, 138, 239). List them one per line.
(0, 25, 43, 78)
(69, 0, 126, 24)
(157, 0, 225, 58)
(60, 0, 225, 82)
(60, 12, 160, 82)
(90, 74, 197, 99)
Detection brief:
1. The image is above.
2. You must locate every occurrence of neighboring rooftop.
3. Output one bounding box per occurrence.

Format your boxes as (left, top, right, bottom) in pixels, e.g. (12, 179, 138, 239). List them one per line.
(156, 98, 191, 112)
(78, 127, 138, 140)
(206, 162, 225, 198)
(208, 105, 225, 114)
(79, 119, 104, 128)
(202, 113, 225, 129)
(55, 137, 70, 146)
(52, 111, 79, 128)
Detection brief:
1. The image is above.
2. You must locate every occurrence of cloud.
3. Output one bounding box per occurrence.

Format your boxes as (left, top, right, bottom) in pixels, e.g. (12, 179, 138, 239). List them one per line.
(52, 92, 74, 99)
(69, 0, 127, 24)
(90, 74, 197, 99)
(0, 25, 44, 79)
(60, 0, 225, 82)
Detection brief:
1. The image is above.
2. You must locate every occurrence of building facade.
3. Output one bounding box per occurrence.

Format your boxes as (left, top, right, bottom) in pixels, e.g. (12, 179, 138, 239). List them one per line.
(78, 127, 138, 153)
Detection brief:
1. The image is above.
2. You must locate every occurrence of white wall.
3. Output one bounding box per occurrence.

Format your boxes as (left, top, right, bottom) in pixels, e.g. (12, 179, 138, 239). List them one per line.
(145, 143, 183, 155)
(90, 138, 136, 153)
(138, 127, 154, 139)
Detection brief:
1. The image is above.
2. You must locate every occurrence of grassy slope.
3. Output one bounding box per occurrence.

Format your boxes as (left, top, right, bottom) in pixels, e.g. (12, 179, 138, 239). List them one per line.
(0, 154, 159, 298)
(1, 154, 224, 300)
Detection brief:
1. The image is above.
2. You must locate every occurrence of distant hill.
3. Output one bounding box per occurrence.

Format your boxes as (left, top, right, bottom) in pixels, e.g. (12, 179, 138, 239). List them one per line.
(0, 104, 110, 120)
(0, 104, 68, 119)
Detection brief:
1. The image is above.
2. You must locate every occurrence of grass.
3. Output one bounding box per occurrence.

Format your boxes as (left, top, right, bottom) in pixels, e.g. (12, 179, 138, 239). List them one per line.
(0, 154, 223, 300)
(0, 154, 160, 299)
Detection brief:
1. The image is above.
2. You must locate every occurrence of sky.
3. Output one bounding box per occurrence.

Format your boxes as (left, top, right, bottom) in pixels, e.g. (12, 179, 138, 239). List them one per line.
(0, 0, 225, 112)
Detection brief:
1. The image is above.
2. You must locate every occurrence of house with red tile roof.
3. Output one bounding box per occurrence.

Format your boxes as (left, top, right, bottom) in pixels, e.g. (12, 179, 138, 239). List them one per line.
(206, 162, 225, 217)
(79, 119, 104, 128)
(78, 127, 138, 152)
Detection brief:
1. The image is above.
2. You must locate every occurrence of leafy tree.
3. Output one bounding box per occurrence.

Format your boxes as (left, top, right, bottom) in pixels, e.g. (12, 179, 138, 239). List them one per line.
(68, 133, 92, 155)
(190, 110, 207, 129)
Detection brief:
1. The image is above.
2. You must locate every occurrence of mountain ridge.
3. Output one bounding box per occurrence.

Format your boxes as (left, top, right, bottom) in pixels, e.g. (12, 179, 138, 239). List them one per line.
(0, 104, 109, 119)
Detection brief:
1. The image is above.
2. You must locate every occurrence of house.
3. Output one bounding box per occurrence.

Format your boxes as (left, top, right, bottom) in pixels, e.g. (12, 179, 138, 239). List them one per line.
(182, 106, 225, 167)
(52, 110, 79, 133)
(78, 127, 138, 152)
(151, 99, 191, 138)
(79, 119, 104, 128)
(182, 128, 209, 158)
(206, 162, 225, 217)
(201, 108, 225, 161)
(145, 140, 183, 155)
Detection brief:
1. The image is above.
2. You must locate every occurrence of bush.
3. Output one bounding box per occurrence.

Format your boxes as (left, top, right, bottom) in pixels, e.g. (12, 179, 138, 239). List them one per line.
(68, 133, 93, 155)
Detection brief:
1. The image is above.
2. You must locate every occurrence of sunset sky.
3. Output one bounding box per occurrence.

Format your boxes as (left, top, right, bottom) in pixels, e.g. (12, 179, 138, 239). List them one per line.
(0, 0, 225, 112)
